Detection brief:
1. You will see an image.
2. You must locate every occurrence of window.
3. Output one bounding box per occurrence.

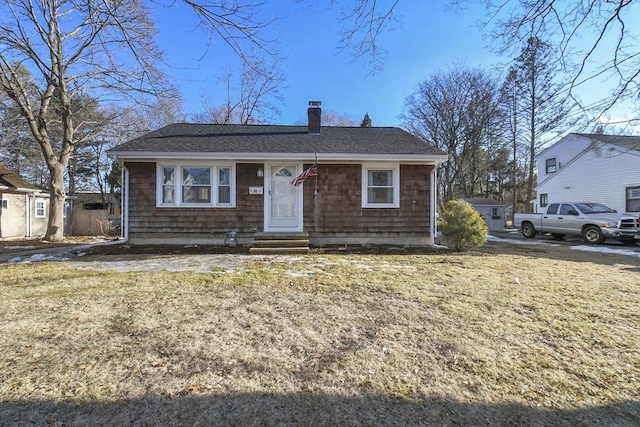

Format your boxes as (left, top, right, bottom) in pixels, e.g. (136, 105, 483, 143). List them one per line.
(545, 158, 557, 174)
(626, 186, 640, 212)
(35, 200, 46, 218)
(546, 203, 559, 214)
(0, 199, 7, 210)
(362, 164, 399, 208)
(157, 163, 235, 207)
(218, 167, 231, 205)
(162, 167, 175, 203)
(559, 204, 576, 215)
(182, 167, 211, 204)
(540, 193, 548, 207)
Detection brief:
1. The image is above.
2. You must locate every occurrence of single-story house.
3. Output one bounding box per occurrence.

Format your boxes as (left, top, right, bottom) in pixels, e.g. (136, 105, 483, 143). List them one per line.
(108, 102, 448, 246)
(0, 163, 49, 240)
(462, 198, 506, 232)
(534, 133, 640, 213)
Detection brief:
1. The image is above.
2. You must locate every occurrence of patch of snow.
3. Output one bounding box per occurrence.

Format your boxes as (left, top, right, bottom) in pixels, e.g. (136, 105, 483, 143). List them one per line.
(486, 235, 560, 247)
(571, 245, 640, 258)
(9, 253, 71, 263)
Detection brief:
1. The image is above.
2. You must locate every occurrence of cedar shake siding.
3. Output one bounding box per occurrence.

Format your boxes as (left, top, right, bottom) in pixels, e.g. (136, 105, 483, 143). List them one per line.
(303, 164, 432, 243)
(126, 161, 433, 244)
(126, 162, 264, 242)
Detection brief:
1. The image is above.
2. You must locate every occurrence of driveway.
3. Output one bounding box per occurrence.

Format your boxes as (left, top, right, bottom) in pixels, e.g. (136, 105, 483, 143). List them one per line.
(490, 230, 640, 255)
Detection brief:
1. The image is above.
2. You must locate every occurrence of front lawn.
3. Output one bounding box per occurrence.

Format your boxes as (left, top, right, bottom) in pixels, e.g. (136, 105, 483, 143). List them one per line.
(1, 244, 638, 426)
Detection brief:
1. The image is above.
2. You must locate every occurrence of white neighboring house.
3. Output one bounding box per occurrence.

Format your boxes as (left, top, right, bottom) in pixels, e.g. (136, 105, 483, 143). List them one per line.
(0, 163, 49, 239)
(534, 133, 640, 214)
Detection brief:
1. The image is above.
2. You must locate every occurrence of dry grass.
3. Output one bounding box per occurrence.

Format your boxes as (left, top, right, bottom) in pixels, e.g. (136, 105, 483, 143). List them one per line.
(0, 242, 639, 426)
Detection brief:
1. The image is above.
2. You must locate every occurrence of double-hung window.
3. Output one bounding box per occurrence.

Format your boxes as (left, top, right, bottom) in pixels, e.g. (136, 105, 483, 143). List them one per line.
(545, 158, 557, 174)
(362, 163, 400, 208)
(157, 163, 235, 207)
(35, 200, 46, 218)
(540, 193, 548, 208)
(626, 186, 640, 212)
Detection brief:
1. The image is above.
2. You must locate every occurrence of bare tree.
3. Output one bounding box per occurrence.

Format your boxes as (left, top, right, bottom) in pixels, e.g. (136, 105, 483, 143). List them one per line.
(0, 0, 168, 241)
(334, 0, 402, 74)
(292, 109, 358, 126)
(402, 66, 504, 209)
(182, 0, 282, 65)
(488, 0, 640, 121)
(192, 58, 284, 124)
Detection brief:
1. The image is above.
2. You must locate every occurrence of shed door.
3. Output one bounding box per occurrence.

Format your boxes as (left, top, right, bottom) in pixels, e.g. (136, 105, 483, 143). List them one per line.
(267, 165, 302, 231)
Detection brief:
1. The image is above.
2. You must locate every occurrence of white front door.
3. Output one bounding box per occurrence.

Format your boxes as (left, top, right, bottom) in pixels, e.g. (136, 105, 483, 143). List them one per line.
(266, 165, 302, 231)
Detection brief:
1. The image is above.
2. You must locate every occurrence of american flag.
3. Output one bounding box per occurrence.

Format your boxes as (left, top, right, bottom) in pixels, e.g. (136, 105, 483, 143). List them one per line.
(291, 163, 318, 186)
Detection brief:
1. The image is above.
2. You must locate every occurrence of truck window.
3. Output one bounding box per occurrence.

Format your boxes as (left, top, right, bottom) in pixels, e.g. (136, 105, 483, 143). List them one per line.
(547, 203, 559, 214)
(559, 204, 575, 215)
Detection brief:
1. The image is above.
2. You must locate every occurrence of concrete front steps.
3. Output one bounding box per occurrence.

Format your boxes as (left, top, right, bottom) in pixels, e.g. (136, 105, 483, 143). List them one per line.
(249, 232, 310, 255)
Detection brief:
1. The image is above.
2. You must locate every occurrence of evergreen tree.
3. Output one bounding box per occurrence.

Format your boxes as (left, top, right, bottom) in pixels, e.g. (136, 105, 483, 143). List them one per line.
(510, 37, 574, 209)
(360, 113, 372, 127)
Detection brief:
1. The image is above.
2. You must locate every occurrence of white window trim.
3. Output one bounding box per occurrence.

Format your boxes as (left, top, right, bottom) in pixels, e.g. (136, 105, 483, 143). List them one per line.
(361, 163, 400, 208)
(156, 162, 236, 208)
(35, 200, 46, 218)
(545, 157, 557, 174)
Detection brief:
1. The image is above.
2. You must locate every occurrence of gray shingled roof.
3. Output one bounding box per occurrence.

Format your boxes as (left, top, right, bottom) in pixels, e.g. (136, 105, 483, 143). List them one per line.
(0, 163, 41, 191)
(109, 123, 447, 157)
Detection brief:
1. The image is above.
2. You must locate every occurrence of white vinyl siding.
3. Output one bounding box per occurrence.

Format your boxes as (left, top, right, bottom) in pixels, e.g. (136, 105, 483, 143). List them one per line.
(0, 192, 26, 238)
(535, 134, 640, 213)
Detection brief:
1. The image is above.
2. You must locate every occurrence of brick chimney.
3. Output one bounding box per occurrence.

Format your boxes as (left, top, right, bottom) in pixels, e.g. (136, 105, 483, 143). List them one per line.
(307, 101, 321, 134)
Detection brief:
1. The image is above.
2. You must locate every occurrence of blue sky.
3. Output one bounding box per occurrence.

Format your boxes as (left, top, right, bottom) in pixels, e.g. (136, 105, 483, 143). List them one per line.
(151, 0, 638, 130)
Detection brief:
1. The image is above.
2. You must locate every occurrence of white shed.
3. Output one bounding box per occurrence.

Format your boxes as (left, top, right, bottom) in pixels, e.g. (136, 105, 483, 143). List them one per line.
(463, 198, 506, 232)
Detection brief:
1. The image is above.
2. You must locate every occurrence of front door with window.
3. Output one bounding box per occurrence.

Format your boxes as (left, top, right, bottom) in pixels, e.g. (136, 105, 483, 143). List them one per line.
(266, 165, 302, 231)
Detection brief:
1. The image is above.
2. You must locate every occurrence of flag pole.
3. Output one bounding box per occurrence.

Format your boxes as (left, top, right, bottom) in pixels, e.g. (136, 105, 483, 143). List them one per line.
(314, 152, 318, 196)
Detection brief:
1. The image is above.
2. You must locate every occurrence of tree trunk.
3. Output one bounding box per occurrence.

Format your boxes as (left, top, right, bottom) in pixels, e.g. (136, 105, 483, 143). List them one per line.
(44, 163, 66, 242)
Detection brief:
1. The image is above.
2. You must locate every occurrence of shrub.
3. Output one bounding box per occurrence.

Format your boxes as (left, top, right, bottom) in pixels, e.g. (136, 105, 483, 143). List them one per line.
(440, 200, 488, 251)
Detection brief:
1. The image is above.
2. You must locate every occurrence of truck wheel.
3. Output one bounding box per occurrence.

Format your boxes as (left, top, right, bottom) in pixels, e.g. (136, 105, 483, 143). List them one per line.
(521, 222, 536, 238)
(582, 225, 604, 245)
(551, 233, 565, 240)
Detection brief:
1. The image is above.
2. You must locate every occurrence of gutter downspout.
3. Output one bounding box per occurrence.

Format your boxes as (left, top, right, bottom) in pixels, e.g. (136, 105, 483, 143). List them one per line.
(122, 163, 129, 243)
(429, 165, 447, 249)
(25, 193, 31, 237)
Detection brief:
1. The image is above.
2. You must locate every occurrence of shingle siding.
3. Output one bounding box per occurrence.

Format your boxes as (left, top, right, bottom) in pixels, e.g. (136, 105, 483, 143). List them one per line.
(127, 162, 264, 238)
(126, 162, 433, 242)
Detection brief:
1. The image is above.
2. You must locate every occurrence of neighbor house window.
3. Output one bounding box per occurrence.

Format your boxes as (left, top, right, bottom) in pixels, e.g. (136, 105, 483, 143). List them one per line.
(35, 200, 46, 218)
(362, 164, 400, 208)
(0, 199, 7, 210)
(157, 163, 235, 207)
(545, 158, 557, 174)
(626, 186, 640, 212)
(540, 193, 548, 207)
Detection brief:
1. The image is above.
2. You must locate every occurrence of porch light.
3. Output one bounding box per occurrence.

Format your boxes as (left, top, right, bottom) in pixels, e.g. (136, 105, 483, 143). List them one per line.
(257, 167, 264, 178)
